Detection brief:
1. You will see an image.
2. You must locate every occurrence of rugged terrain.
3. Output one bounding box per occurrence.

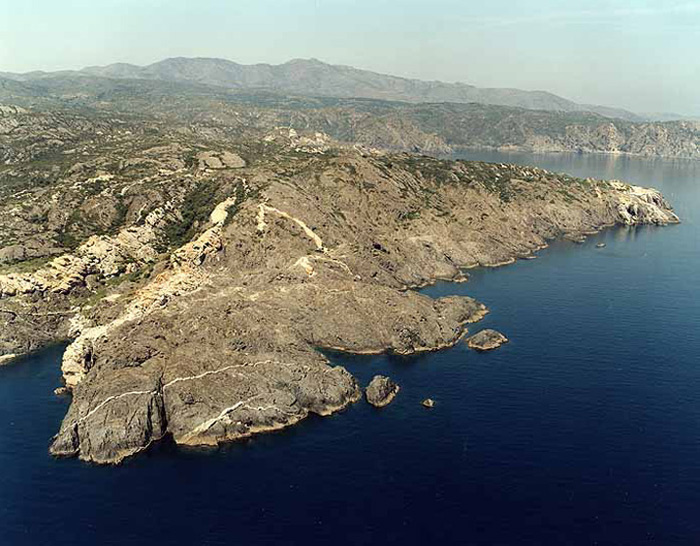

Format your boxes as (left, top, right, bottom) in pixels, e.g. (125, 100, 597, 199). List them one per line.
(0, 98, 680, 464)
(0, 56, 644, 120)
(2, 73, 699, 161)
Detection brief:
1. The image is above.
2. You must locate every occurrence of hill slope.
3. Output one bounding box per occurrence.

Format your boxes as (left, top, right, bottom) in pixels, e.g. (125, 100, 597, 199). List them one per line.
(2, 57, 643, 120)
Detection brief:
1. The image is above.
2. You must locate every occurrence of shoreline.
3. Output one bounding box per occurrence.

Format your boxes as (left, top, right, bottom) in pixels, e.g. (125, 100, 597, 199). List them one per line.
(448, 146, 700, 163)
(0, 146, 679, 465)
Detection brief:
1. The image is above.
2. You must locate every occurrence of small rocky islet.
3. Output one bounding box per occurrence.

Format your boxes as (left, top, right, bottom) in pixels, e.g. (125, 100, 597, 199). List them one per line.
(365, 375, 400, 408)
(465, 329, 509, 352)
(0, 102, 680, 464)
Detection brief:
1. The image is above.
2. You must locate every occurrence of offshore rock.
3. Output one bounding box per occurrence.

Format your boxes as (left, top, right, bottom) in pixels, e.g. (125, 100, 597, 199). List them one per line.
(365, 375, 400, 408)
(466, 329, 509, 351)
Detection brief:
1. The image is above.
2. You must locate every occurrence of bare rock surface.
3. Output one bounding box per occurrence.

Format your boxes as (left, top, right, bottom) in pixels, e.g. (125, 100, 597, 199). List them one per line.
(0, 115, 680, 464)
(365, 375, 400, 407)
(197, 151, 246, 170)
(466, 329, 509, 351)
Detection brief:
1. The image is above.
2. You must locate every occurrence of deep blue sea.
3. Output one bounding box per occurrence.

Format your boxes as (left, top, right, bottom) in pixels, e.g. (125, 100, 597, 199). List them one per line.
(1, 152, 699, 546)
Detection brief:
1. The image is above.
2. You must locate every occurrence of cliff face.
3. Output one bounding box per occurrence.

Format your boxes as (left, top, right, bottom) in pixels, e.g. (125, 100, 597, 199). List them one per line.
(0, 122, 679, 463)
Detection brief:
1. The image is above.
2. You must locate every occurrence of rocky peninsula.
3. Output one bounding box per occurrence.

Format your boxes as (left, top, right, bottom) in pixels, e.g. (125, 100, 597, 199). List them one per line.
(0, 105, 679, 464)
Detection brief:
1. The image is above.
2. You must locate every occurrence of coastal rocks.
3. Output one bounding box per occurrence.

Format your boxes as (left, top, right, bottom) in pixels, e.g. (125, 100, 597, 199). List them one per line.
(50, 339, 362, 463)
(50, 271, 486, 462)
(365, 375, 400, 407)
(50, 369, 168, 465)
(466, 329, 509, 351)
(609, 182, 680, 226)
(422, 398, 435, 408)
(0, 141, 681, 464)
(0, 353, 17, 366)
(596, 242, 606, 248)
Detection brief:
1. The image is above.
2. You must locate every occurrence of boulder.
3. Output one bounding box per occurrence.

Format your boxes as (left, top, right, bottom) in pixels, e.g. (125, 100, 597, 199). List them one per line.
(365, 375, 399, 407)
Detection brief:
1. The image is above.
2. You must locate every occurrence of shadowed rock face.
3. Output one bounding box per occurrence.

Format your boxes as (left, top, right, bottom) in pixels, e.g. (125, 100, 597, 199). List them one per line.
(366, 376, 400, 408)
(0, 132, 679, 464)
(466, 329, 509, 352)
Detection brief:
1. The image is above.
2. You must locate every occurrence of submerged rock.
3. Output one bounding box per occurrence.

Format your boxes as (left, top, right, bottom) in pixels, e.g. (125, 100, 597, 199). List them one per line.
(466, 329, 509, 351)
(365, 375, 400, 407)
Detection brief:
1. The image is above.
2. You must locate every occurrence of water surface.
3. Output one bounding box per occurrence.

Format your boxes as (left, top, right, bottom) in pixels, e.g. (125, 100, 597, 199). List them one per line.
(1, 152, 698, 545)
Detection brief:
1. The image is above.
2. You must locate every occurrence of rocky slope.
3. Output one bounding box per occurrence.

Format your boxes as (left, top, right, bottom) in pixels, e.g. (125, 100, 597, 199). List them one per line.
(0, 107, 679, 464)
(2, 78, 699, 160)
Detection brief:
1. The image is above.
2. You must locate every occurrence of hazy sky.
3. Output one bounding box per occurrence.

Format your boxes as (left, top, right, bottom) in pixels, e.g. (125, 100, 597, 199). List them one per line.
(1, 0, 698, 114)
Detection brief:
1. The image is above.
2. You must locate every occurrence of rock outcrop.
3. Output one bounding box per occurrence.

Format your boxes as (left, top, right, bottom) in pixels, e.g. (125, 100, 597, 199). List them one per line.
(197, 151, 246, 170)
(0, 353, 16, 366)
(0, 124, 680, 464)
(466, 329, 509, 351)
(365, 375, 400, 407)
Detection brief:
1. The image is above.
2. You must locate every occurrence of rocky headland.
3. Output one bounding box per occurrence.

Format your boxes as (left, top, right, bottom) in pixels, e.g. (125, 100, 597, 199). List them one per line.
(0, 103, 679, 464)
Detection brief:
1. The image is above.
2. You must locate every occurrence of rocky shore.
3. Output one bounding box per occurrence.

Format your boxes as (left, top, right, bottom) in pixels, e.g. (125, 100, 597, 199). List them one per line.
(0, 119, 679, 464)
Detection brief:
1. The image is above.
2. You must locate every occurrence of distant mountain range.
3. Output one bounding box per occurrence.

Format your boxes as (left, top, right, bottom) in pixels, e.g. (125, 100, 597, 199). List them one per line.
(0, 56, 682, 122)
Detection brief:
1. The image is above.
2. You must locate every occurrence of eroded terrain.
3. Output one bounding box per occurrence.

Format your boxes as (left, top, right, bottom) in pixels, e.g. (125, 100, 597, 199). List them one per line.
(0, 104, 679, 463)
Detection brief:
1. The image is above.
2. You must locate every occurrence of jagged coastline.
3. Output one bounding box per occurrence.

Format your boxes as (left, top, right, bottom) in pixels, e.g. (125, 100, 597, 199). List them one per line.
(0, 131, 679, 464)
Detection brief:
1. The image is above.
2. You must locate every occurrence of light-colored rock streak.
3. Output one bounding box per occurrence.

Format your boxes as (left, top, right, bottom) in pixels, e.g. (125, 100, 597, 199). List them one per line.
(0, 204, 174, 299)
(181, 398, 257, 440)
(293, 256, 316, 276)
(77, 389, 158, 425)
(68, 359, 282, 428)
(293, 254, 353, 277)
(258, 204, 355, 277)
(0, 353, 17, 365)
(610, 181, 680, 225)
(161, 359, 275, 389)
(180, 399, 288, 444)
(257, 204, 324, 250)
(61, 194, 243, 388)
(209, 196, 238, 225)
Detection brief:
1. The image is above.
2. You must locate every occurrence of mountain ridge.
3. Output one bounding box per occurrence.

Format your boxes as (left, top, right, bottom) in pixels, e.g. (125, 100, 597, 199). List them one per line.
(0, 56, 649, 121)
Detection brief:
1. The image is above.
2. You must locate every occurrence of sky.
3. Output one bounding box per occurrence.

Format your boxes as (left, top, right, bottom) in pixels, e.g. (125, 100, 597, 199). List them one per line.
(1, 0, 698, 115)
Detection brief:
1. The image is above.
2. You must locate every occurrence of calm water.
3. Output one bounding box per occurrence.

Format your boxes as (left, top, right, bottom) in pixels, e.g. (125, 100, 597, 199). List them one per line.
(1, 152, 699, 546)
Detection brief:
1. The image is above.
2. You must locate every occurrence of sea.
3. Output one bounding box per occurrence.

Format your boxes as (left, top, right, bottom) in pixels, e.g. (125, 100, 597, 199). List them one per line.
(1, 151, 699, 545)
